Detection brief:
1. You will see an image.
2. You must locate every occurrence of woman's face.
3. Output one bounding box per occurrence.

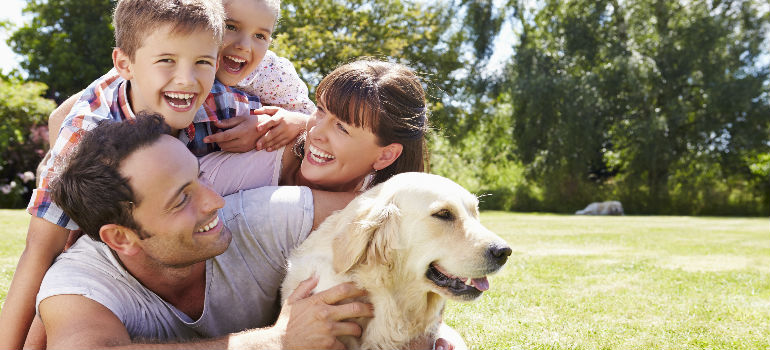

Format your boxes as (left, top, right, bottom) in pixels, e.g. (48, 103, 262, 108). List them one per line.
(300, 101, 388, 192)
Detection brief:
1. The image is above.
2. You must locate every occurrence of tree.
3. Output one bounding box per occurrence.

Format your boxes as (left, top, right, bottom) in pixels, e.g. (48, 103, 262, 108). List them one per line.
(9, 0, 116, 103)
(272, 0, 471, 136)
(499, 0, 770, 214)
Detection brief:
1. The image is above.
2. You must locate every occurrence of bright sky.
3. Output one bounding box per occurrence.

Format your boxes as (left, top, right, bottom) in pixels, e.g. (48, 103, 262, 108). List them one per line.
(0, 0, 26, 75)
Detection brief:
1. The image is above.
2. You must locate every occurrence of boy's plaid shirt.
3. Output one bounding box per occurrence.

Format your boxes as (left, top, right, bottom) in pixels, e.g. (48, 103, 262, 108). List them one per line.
(28, 69, 261, 229)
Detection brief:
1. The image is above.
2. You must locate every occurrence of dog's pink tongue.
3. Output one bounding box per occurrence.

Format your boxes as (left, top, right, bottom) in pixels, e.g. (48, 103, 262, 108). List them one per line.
(471, 277, 489, 291)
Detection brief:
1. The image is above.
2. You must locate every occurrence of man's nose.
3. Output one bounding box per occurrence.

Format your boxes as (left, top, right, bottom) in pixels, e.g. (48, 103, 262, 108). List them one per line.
(199, 182, 225, 214)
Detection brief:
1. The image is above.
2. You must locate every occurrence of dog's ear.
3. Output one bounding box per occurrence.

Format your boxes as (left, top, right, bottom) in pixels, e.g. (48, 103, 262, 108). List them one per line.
(332, 192, 401, 274)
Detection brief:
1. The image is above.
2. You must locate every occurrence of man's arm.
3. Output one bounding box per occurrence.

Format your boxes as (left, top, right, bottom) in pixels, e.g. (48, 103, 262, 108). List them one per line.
(41, 277, 372, 349)
(0, 217, 68, 349)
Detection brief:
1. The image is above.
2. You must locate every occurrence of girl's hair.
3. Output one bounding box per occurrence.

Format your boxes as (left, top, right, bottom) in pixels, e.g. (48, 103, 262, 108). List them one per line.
(298, 58, 428, 188)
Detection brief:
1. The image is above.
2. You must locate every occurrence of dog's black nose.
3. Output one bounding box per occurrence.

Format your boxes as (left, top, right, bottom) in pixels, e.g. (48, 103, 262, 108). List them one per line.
(487, 244, 512, 266)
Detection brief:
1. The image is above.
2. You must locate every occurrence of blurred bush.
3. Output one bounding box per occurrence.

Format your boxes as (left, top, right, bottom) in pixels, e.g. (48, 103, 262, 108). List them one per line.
(0, 78, 55, 208)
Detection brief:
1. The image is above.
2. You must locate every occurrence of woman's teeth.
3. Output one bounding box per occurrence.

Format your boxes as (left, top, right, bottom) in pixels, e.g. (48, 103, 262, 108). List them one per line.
(197, 216, 219, 233)
(309, 145, 335, 163)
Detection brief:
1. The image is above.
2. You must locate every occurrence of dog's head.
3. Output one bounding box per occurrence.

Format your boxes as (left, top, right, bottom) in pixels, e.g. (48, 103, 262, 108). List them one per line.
(332, 172, 511, 301)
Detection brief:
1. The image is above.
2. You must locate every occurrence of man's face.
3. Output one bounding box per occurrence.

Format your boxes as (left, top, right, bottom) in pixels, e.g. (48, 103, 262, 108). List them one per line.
(121, 24, 219, 131)
(119, 135, 231, 267)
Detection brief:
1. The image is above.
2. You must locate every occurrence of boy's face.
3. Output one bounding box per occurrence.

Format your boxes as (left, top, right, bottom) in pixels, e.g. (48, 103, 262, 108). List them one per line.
(115, 24, 219, 131)
(217, 0, 275, 86)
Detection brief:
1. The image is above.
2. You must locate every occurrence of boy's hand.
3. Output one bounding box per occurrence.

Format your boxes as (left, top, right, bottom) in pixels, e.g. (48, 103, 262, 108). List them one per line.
(252, 106, 309, 152)
(203, 114, 261, 153)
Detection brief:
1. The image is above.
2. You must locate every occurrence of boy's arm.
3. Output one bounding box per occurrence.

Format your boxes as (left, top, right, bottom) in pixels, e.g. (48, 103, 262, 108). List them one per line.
(47, 92, 83, 146)
(0, 217, 68, 349)
(205, 107, 308, 153)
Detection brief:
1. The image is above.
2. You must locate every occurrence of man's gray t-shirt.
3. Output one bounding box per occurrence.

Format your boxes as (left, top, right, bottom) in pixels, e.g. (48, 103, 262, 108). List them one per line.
(36, 186, 314, 341)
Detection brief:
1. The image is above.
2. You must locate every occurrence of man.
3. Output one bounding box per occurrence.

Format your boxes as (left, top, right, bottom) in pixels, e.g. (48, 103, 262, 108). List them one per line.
(39, 114, 369, 348)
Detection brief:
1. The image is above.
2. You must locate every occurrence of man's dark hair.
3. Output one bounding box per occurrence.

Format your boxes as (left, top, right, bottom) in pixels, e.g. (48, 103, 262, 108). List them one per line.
(50, 114, 171, 241)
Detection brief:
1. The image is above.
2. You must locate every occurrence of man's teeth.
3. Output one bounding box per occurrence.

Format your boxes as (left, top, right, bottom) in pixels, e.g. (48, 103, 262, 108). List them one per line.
(197, 216, 219, 232)
(226, 55, 246, 63)
(309, 145, 335, 160)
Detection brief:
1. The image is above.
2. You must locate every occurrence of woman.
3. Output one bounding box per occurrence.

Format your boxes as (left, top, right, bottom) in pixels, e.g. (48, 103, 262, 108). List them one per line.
(199, 58, 428, 196)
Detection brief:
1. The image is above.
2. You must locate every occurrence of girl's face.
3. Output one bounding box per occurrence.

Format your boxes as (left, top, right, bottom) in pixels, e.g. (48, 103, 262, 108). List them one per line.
(300, 101, 392, 192)
(217, 0, 275, 86)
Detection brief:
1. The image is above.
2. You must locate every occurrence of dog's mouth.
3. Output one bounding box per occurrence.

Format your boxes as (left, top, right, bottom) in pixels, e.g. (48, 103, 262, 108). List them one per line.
(426, 263, 489, 299)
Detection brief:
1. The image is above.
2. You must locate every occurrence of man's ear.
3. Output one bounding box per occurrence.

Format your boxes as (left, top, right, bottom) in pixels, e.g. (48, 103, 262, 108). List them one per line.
(99, 224, 142, 256)
(372, 143, 403, 171)
(112, 48, 134, 80)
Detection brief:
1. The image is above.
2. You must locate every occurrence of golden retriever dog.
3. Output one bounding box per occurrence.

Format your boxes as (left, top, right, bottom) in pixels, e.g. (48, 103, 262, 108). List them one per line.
(281, 172, 512, 349)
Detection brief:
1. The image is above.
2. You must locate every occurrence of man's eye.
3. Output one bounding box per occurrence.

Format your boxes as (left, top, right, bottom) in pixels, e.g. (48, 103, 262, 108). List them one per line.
(174, 193, 190, 209)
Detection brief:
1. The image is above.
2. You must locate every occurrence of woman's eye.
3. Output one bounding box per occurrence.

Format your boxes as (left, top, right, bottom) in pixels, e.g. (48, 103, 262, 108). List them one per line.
(336, 122, 349, 135)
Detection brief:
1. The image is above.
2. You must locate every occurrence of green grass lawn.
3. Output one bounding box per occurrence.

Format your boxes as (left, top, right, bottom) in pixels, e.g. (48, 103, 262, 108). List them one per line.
(1, 210, 768, 349)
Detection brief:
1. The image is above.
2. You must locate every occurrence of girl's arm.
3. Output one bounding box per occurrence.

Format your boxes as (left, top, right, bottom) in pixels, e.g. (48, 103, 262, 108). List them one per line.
(0, 217, 68, 349)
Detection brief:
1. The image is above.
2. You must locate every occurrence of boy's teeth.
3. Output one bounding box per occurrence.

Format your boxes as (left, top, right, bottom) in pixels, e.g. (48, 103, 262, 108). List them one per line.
(165, 92, 194, 99)
(197, 216, 219, 232)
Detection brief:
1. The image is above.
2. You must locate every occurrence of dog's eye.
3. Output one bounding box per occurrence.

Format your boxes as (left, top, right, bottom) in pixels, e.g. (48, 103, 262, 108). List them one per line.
(432, 209, 454, 221)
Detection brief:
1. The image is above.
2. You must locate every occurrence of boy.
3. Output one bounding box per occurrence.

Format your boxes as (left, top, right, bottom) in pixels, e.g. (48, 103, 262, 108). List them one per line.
(0, 0, 261, 347)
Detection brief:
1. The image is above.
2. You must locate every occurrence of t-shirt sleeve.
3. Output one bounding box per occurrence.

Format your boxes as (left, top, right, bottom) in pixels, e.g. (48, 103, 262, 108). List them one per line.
(221, 186, 314, 273)
(236, 51, 316, 115)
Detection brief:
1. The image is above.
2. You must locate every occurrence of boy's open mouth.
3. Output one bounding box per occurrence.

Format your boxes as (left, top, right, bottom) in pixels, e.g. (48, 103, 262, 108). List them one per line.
(223, 55, 247, 74)
(164, 92, 196, 110)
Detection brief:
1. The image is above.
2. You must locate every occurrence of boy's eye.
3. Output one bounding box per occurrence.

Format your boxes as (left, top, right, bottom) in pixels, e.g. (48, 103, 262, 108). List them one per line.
(225, 24, 237, 31)
(197, 59, 215, 66)
(255, 33, 266, 40)
(157, 58, 174, 64)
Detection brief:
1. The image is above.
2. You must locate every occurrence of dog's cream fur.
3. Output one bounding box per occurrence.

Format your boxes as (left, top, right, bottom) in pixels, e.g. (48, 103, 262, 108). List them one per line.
(281, 172, 510, 349)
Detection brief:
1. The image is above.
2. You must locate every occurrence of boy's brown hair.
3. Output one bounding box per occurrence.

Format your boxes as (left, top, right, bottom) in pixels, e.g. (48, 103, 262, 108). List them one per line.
(113, 0, 225, 60)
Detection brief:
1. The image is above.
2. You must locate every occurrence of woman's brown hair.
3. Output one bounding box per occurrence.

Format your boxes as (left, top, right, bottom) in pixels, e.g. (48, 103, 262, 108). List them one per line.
(311, 58, 428, 188)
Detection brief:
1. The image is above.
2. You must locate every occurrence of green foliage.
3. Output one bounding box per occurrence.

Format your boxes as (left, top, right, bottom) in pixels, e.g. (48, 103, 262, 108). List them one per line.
(498, 0, 770, 214)
(273, 0, 470, 137)
(0, 78, 56, 208)
(9, 0, 116, 102)
(6, 0, 769, 215)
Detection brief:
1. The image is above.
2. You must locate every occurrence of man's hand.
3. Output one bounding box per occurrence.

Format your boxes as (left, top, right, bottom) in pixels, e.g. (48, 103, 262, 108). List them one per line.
(274, 275, 373, 349)
(252, 106, 309, 152)
(203, 114, 261, 153)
